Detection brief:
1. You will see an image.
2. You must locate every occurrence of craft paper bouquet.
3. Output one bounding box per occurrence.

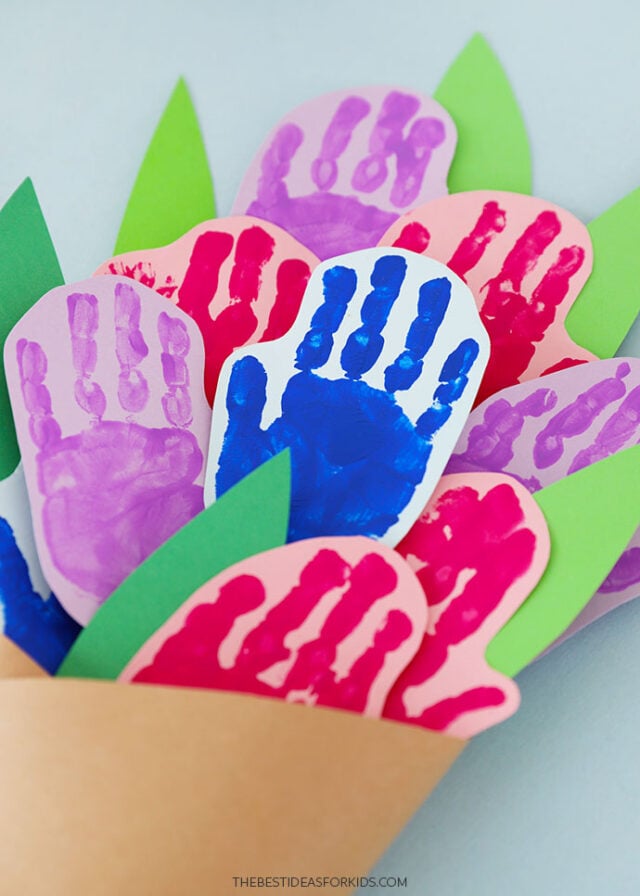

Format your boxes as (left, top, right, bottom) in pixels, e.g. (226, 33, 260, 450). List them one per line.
(0, 34, 639, 894)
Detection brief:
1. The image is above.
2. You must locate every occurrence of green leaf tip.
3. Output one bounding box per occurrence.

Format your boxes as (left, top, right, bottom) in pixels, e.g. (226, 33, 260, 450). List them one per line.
(486, 445, 640, 677)
(113, 76, 216, 256)
(566, 186, 640, 358)
(0, 178, 64, 479)
(434, 33, 532, 195)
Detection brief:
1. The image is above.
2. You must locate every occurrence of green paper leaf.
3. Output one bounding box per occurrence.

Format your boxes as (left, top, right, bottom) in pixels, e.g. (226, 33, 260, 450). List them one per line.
(57, 452, 291, 680)
(565, 187, 640, 358)
(114, 78, 215, 255)
(434, 34, 532, 195)
(0, 178, 64, 479)
(487, 445, 640, 677)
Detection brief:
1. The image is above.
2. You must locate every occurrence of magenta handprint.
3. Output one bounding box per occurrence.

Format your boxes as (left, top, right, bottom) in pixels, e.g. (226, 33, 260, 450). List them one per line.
(232, 88, 456, 260)
(383, 473, 549, 737)
(5, 276, 211, 624)
(97, 217, 318, 404)
(380, 191, 596, 402)
(121, 537, 427, 718)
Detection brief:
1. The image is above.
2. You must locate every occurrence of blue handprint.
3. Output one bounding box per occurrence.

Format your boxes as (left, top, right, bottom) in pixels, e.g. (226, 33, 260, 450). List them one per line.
(0, 515, 80, 673)
(212, 250, 488, 545)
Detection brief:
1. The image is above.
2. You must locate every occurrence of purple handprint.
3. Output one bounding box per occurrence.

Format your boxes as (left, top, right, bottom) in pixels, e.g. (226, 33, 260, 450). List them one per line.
(5, 276, 210, 625)
(232, 88, 456, 260)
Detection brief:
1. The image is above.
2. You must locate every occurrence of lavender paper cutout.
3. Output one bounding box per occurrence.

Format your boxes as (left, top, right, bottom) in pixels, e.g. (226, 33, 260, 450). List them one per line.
(447, 358, 640, 649)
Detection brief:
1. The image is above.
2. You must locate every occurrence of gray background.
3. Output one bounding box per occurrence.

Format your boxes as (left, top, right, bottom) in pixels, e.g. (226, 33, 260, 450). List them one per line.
(1, 1, 639, 893)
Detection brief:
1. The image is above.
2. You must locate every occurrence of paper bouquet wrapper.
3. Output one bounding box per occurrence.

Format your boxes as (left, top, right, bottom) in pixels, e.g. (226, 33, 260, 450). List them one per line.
(0, 636, 464, 895)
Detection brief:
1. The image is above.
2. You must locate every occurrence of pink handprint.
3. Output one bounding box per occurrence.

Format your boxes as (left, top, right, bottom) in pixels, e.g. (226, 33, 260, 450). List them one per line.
(383, 473, 549, 737)
(380, 191, 596, 403)
(96, 217, 318, 404)
(232, 88, 456, 260)
(121, 537, 427, 718)
(4, 276, 210, 625)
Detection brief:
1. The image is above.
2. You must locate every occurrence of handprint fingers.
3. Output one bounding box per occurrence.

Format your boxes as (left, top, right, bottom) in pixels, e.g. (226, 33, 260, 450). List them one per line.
(312, 96, 370, 191)
(233, 87, 456, 260)
(5, 275, 210, 624)
(15, 339, 61, 450)
(379, 191, 596, 400)
(256, 123, 303, 207)
(115, 283, 150, 412)
(121, 537, 427, 719)
(96, 217, 317, 404)
(208, 248, 488, 545)
(383, 473, 549, 737)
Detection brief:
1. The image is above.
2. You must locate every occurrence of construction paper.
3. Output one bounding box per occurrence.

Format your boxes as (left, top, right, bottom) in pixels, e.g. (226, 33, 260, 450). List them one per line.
(487, 445, 640, 676)
(0, 464, 80, 672)
(379, 191, 596, 404)
(232, 87, 456, 261)
(207, 248, 489, 546)
(386, 473, 549, 738)
(97, 216, 318, 403)
(123, 537, 427, 718)
(433, 34, 532, 194)
(4, 275, 210, 625)
(0, 678, 463, 894)
(0, 178, 64, 479)
(565, 186, 640, 358)
(57, 451, 291, 680)
(448, 359, 640, 649)
(0, 634, 46, 678)
(114, 78, 215, 255)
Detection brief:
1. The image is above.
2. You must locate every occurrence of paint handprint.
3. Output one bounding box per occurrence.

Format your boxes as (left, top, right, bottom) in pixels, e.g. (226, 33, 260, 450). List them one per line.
(96, 217, 318, 404)
(207, 248, 489, 546)
(384, 473, 549, 737)
(121, 537, 427, 717)
(232, 88, 456, 260)
(380, 191, 596, 403)
(5, 276, 210, 624)
(448, 358, 640, 649)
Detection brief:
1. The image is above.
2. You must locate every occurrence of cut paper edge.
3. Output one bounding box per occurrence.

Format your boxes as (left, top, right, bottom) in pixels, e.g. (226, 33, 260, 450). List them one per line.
(0, 178, 64, 479)
(433, 33, 532, 195)
(57, 452, 291, 680)
(565, 186, 640, 358)
(114, 78, 215, 255)
(486, 444, 640, 676)
(0, 677, 463, 893)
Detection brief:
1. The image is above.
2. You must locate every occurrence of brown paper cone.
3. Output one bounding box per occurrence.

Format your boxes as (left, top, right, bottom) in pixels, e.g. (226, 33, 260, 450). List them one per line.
(0, 676, 464, 895)
(0, 634, 46, 678)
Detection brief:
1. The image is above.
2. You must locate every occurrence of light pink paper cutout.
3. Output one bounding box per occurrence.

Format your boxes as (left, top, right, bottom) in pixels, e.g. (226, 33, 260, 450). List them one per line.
(384, 473, 550, 738)
(232, 87, 456, 261)
(4, 275, 210, 625)
(121, 536, 427, 718)
(379, 191, 597, 404)
(95, 217, 319, 405)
